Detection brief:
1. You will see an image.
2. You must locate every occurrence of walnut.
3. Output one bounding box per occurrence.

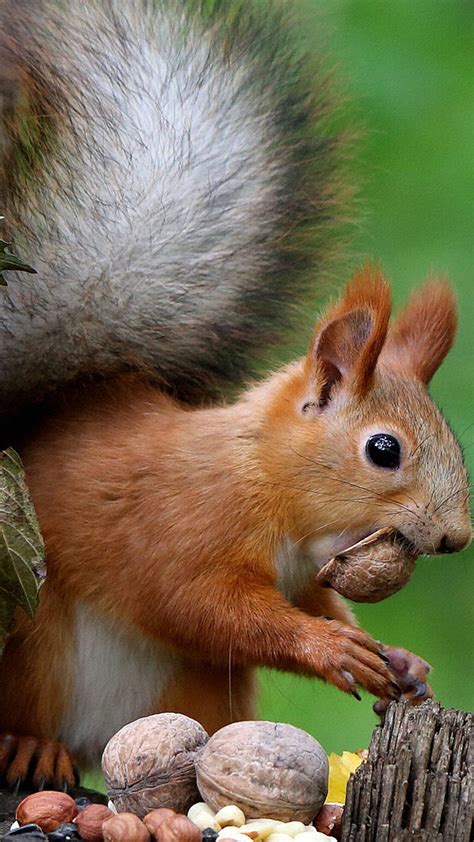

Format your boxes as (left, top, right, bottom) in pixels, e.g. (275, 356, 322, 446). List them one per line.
(101, 713, 209, 818)
(316, 528, 416, 602)
(195, 721, 328, 824)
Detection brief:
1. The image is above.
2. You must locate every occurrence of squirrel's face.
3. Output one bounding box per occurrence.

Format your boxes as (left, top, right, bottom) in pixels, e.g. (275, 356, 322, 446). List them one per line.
(287, 371, 471, 561)
(263, 266, 471, 568)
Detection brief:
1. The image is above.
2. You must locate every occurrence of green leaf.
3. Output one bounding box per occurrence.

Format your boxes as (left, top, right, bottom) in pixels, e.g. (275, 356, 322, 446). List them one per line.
(0, 448, 45, 657)
(0, 240, 37, 285)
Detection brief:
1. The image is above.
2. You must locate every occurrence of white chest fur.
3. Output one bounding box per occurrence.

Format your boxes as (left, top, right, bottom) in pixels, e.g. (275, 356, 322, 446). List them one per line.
(274, 532, 355, 603)
(274, 536, 318, 603)
(59, 605, 177, 763)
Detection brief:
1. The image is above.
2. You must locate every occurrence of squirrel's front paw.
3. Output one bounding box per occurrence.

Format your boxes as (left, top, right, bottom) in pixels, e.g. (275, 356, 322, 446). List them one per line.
(309, 620, 401, 701)
(373, 645, 432, 717)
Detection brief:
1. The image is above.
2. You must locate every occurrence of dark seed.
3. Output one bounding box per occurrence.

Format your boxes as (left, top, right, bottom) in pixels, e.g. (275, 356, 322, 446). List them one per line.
(73, 798, 91, 810)
(47, 823, 83, 841)
(201, 830, 219, 841)
(2, 824, 47, 840)
(351, 689, 362, 701)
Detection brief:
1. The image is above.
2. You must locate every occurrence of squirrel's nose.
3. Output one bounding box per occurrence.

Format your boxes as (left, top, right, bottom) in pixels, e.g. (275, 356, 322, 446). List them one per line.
(436, 531, 472, 554)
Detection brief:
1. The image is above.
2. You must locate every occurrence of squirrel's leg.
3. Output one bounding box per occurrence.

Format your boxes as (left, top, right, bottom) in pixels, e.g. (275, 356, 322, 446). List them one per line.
(294, 581, 357, 626)
(158, 662, 257, 735)
(129, 570, 399, 702)
(0, 584, 79, 790)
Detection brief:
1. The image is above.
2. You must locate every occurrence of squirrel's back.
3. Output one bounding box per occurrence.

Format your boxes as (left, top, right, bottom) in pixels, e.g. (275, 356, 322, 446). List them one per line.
(0, 0, 347, 414)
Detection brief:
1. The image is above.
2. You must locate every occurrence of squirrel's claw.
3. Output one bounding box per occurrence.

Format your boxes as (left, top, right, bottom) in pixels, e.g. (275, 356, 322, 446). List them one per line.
(0, 733, 78, 792)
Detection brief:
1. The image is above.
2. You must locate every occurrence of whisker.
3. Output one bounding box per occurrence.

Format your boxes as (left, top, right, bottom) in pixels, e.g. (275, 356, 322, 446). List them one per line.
(294, 518, 341, 545)
(433, 485, 469, 514)
(289, 447, 425, 522)
(409, 433, 434, 460)
(228, 641, 233, 724)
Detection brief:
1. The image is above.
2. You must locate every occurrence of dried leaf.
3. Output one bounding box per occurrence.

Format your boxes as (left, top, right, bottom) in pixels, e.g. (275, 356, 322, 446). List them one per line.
(326, 751, 364, 804)
(0, 448, 45, 656)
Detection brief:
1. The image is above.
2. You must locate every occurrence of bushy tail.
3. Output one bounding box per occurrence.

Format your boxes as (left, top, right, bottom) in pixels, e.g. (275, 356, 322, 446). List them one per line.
(0, 0, 349, 415)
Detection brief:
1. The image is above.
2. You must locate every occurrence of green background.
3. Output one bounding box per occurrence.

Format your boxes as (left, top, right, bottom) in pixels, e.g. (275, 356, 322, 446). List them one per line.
(85, 0, 473, 788)
(259, 0, 474, 754)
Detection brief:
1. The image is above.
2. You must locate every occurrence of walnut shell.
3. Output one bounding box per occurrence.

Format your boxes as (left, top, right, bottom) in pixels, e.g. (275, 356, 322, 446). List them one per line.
(16, 791, 78, 832)
(316, 528, 416, 602)
(195, 721, 329, 823)
(101, 713, 209, 818)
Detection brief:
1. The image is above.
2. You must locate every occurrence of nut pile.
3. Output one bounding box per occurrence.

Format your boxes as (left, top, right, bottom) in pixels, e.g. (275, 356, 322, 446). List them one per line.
(5, 792, 116, 840)
(5, 714, 348, 841)
(6, 796, 202, 841)
(187, 801, 338, 840)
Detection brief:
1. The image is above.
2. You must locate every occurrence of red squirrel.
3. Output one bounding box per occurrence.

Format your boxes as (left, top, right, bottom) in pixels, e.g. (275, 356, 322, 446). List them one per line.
(0, 1, 471, 789)
(0, 268, 471, 787)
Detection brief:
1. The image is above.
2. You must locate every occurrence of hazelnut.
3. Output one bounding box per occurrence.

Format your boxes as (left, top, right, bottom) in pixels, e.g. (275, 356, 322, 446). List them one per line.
(314, 802, 344, 838)
(158, 814, 201, 841)
(195, 721, 329, 823)
(74, 803, 114, 841)
(102, 713, 209, 817)
(316, 527, 416, 602)
(16, 791, 78, 832)
(143, 807, 177, 837)
(102, 812, 150, 841)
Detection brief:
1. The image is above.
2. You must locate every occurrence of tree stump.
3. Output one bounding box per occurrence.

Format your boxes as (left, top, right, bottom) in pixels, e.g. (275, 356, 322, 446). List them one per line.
(340, 700, 472, 842)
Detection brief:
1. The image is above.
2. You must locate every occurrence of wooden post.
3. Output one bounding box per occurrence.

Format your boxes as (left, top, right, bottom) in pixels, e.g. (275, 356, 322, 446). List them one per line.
(340, 700, 472, 842)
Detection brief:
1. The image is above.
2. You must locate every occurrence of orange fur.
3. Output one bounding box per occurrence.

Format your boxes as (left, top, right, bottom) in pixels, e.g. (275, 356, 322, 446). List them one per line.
(0, 270, 470, 771)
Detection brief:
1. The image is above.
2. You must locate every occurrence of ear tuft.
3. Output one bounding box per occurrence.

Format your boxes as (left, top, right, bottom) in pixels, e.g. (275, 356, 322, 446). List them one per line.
(306, 264, 391, 403)
(380, 278, 457, 383)
(341, 263, 392, 320)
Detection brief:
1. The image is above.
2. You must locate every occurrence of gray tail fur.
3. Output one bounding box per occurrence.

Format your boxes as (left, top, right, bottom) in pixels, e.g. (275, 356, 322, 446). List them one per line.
(0, 0, 350, 414)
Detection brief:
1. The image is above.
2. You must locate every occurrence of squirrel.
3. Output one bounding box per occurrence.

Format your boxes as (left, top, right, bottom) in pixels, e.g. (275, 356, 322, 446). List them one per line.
(0, 0, 471, 791)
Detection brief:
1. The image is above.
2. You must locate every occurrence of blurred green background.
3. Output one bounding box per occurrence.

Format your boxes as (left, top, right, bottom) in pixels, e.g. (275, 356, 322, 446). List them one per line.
(259, 0, 473, 753)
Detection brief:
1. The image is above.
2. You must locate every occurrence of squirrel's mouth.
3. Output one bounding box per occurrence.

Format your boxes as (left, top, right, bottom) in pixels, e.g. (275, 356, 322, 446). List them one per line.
(392, 530, 419, 557)
(316, 527, 418, 603)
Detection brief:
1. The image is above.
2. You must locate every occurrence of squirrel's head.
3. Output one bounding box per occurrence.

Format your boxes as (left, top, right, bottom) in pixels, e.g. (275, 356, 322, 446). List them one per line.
(261, 265, 472, 577)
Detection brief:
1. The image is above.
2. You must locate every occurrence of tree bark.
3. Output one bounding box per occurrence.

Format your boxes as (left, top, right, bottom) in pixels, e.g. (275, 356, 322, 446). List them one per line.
(341, 700, 472, 842)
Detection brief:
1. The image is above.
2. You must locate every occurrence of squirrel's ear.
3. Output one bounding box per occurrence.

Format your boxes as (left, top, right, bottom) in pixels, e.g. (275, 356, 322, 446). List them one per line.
(305, 265, 391, 407)
(380, 279, 457, 384)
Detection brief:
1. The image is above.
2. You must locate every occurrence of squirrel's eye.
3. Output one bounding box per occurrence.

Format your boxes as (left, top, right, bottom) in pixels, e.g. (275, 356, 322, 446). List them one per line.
(365, 433, 401, 469)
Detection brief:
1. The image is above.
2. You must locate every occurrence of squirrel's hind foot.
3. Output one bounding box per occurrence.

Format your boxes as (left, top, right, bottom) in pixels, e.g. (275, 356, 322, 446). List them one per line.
(0, 733, 79, 793)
